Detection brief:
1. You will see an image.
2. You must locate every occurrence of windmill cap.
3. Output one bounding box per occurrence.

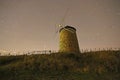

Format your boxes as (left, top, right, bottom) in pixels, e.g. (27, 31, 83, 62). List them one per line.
(59, 25, 76, 32)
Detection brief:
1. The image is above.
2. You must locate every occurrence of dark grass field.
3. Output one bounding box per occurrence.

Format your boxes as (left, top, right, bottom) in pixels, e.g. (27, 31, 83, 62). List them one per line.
(0, 50, 120, 80)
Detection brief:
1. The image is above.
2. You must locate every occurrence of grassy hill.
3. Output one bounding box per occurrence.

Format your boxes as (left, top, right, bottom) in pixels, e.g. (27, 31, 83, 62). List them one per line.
(0, 50, 120, 80)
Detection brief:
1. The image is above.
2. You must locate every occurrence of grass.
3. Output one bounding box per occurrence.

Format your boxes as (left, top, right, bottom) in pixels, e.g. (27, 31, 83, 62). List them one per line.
(0, 50, 120, 80)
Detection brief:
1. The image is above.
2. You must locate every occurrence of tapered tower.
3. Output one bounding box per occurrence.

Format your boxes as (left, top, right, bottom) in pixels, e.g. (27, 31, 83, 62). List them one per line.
(59, 25, 80, 53)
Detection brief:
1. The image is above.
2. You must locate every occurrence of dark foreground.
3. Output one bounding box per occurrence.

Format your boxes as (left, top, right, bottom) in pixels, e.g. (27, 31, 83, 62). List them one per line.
(0, 50, 120, 80)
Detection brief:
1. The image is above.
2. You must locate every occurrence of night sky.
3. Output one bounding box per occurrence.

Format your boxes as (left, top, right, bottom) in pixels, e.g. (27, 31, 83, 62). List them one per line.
(0, 0, 120, 51)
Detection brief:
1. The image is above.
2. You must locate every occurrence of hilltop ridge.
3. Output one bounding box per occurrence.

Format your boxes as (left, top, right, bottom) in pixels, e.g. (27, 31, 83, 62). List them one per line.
(0, 50, 120, 80)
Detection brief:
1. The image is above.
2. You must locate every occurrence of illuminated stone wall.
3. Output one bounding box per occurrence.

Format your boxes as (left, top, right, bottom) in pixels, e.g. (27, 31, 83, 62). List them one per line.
(59, 26, 80, 53)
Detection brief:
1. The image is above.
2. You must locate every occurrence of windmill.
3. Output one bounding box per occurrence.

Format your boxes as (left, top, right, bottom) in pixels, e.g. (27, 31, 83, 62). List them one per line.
(55, 9, 80, 53)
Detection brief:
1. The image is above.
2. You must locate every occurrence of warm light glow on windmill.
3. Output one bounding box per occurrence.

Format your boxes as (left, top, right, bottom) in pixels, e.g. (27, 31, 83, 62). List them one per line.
(59, 25, 80, 53)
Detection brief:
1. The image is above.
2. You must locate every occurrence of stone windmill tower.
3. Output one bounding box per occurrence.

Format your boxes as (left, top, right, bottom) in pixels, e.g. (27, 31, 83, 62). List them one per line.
(59, 25, 80, 53)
